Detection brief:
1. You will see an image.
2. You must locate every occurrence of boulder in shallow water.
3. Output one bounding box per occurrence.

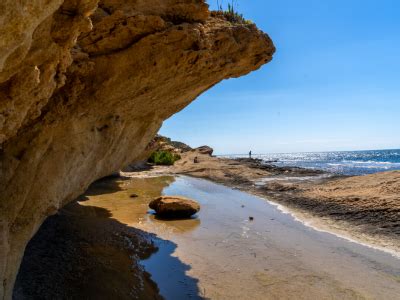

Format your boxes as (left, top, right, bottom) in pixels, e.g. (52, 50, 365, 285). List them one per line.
(149, 196, 200, 218)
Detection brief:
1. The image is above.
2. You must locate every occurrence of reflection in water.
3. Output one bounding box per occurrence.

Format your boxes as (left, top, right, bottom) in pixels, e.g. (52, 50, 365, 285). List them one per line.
(80, 176, 201, 235)
(79, 176, 175, 226)
(150, 215, 201, 233)
(142, 238, 203, 300)
(79, 175, 203, 299)
(79, 175, 400, 300)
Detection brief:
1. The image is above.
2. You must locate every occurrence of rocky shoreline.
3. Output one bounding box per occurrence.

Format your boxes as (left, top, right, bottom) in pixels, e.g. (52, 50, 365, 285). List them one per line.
(14, 146, 400, 298)
(131, 146, 400, 254)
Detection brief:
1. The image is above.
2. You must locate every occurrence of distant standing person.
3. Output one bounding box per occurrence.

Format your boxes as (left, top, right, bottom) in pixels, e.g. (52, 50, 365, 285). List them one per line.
(249, 150, 252, 159)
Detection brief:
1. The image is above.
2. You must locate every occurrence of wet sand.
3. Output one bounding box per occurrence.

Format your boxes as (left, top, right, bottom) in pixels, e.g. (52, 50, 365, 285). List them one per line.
(78, 175, 400, 299)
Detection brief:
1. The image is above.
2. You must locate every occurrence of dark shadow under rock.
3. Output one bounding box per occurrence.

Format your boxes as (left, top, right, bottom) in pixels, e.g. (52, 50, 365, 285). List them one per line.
(13, 202, 162, 300)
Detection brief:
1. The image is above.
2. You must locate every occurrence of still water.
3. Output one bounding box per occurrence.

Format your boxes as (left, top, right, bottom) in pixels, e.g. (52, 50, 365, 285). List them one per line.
(81, 175, 400, 299)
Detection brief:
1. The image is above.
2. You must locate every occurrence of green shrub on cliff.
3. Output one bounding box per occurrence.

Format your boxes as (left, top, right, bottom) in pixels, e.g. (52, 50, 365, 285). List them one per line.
(148, 151, 181, 165)
(216, 0, 252, 24)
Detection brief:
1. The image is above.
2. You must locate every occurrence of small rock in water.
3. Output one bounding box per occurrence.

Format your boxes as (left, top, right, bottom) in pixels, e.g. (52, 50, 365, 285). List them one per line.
(149, 196, 200, 218)
(249, 216, 254, 221)
(130, 193, 139, 198)
(241, 205, 245, 208)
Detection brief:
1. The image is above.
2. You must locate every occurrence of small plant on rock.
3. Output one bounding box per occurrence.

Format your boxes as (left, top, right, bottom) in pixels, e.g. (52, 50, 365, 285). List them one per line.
(215, 0, 252, 24)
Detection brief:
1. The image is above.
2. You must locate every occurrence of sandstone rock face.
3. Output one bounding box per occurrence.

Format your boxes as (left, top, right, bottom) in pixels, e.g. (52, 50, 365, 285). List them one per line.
(0, 0, 274, 298)
(149, 196, 200, 218)
(153, 135, 193, 153)
(195, 145, 214, 156)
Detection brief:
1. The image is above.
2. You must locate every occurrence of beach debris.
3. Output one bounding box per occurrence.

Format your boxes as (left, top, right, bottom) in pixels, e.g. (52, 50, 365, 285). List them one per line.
(149, 196, 200, 218)
(249, 216, 254, 221)
(130, 193, 139, 198)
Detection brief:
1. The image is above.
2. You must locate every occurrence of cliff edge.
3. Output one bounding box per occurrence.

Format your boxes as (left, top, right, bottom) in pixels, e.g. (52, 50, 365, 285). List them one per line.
(0, 1, 275, 298)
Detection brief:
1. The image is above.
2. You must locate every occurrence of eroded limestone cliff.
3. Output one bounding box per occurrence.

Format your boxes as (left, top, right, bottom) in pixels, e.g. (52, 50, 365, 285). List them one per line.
(0, 0, 274, 298)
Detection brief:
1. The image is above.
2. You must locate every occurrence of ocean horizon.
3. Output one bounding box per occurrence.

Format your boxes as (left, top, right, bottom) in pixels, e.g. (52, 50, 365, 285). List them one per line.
(222, 148, 400, 176)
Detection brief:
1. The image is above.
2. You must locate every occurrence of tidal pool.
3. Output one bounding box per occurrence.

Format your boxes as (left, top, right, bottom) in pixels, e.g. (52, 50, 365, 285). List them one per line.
(80, 175, 400, 299)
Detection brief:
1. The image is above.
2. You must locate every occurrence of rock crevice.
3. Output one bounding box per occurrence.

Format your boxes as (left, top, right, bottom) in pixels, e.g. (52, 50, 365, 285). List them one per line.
(0, 0, 275, 298)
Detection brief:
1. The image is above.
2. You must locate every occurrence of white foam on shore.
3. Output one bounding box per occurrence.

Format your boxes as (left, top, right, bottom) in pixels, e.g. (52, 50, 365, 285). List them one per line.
(262, 197, 400, 259)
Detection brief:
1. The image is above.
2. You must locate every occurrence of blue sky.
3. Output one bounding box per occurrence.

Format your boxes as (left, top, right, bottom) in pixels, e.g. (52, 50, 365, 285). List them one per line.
(160, 0, 400, 154)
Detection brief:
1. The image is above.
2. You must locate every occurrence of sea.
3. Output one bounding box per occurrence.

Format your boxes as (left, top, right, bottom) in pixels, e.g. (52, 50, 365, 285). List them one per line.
(225, 149, 400, 176)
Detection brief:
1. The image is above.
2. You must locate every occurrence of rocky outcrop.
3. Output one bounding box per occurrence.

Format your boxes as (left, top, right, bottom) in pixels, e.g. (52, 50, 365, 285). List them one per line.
(149, 196, 200, 218)
(152, 135, 193, 153)
(195, 145, 214, 156)
(0, 0, 274, 298)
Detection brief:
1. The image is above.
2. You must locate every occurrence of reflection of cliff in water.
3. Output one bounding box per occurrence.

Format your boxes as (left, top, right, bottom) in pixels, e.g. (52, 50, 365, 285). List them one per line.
(78, 176, 176, 225)
(79, 175, 202, 234)
(14, 175, 202, 299)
